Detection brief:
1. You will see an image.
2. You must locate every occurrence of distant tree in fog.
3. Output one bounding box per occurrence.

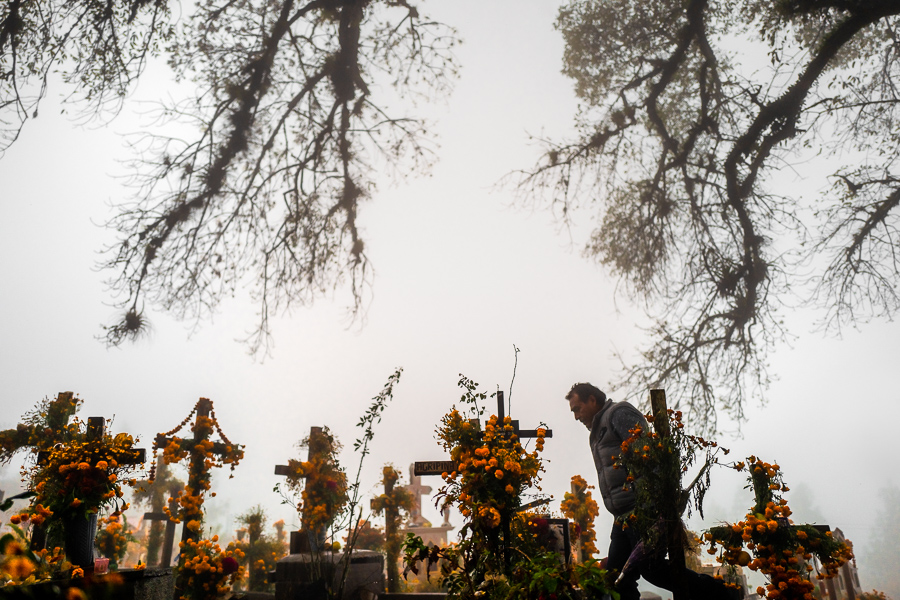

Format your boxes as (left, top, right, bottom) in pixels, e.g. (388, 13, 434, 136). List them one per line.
(862, 486, 900, 599)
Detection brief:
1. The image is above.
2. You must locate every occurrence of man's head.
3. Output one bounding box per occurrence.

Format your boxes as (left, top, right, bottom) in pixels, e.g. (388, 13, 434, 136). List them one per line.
(566, 383, 607, 430)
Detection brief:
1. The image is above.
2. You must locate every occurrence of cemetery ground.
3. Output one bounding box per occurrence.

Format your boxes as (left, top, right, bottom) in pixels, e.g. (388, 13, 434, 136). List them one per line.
(0, 378, 878, 600)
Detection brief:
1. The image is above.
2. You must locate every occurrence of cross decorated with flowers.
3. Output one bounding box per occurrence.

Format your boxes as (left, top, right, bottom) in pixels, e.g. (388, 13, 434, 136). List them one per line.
(274, 426, 348, 553)
(1, 392, 81, 465)
(152, 398, 243, 546)
(370, 465, 414, 592)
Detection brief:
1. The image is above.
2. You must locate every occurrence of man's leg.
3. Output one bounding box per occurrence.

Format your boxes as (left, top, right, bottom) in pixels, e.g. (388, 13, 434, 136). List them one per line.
(638, 551, 741, 600)
(607, 522, 641, 600)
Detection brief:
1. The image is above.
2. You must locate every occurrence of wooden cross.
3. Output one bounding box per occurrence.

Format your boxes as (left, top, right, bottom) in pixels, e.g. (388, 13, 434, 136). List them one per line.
(142, 508, 178, 567)
(36, 416, 145, 465)
(274, 426, 328, 553)
(134, 456, 182, 567)
(647, 388, 689, 600)
(1, 392, 80, 551)
(370, 466, 409, 593)
(154, 398, 239, 546)
(413, 391, 553, 476)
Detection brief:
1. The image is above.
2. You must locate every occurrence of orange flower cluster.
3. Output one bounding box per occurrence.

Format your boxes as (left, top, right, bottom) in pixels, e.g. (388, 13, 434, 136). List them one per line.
(560, 475, 600, 560)
(438, 409, 544, 532)
(706, 458, 854, 600)
(157, 411, 244, 541)
(176, 535, 245, 600)
(283, 428, 348, 533)
(23, 424, 141, 522)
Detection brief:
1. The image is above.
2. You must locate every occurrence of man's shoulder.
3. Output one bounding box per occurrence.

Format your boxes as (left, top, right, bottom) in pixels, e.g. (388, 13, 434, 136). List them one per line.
(606, 401, 647, 432)
(606, 400, 644, 418)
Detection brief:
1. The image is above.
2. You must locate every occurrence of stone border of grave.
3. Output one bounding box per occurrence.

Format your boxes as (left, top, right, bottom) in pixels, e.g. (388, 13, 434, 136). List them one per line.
(0, 567, 173, 600)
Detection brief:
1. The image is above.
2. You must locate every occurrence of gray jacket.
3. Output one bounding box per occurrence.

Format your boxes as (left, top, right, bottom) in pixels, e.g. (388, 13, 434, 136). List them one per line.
(589, 400, 647, 517)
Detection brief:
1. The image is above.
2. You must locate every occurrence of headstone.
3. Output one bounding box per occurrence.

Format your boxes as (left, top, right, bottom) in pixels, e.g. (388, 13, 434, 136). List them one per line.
(274, 549, 384, 600)
(274, 427, 377, 599)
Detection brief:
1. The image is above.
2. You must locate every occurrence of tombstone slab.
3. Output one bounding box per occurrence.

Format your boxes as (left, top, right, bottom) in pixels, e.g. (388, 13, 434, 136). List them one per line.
(274, 549, 384, 600)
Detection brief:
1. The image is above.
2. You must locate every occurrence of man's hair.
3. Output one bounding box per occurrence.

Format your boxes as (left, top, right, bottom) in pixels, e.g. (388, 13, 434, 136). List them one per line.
(566, 383, 607, 405)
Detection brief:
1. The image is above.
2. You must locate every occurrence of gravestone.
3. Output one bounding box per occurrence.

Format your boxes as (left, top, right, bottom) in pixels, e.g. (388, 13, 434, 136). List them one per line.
(274, 550, 384, 600)
(274, 427, 384, 599)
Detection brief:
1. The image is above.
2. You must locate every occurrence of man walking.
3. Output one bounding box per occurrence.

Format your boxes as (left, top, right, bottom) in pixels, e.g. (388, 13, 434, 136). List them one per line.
(566, 382, 739, 600)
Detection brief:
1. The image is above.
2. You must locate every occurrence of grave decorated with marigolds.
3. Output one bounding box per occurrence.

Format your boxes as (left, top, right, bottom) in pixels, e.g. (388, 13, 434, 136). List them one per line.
(151, 397, 246, 600)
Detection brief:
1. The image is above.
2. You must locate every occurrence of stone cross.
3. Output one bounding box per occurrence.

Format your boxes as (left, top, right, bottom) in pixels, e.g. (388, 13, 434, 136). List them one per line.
(403, 464, 432, 527)
(274, 426, 328, 553)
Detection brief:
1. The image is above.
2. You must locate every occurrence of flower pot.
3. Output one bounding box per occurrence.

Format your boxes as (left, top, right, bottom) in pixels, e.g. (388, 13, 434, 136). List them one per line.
(64, 512, 99, 568)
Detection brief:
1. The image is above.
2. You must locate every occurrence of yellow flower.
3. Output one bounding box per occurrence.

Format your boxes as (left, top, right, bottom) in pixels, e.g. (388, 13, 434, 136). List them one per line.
(494, 469, 504, 479)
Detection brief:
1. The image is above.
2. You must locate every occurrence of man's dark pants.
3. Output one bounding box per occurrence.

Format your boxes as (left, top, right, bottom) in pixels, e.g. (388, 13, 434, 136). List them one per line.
(607, 520, 735, 600)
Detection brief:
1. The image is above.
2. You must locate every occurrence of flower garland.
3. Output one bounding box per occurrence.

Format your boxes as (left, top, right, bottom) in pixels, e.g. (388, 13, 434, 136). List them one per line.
(153, 399, 244, 599)
(559, 475, 600, 560)
(705, 457, 854, 600)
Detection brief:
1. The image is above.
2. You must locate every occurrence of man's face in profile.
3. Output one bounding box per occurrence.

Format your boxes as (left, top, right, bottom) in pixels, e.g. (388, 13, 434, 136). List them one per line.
(568, 392, 602, 430)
